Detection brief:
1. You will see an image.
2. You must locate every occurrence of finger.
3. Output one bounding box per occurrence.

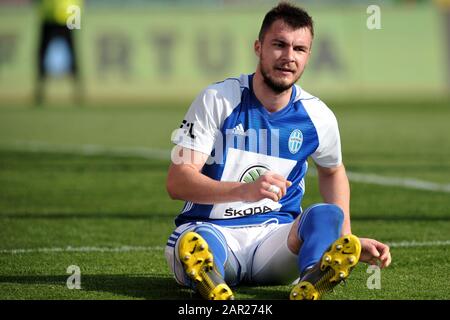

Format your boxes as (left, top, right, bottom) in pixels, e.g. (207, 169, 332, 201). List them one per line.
(268, 174, 290, 192)
(263, 174, 293, 199)
(266, 177, 287, 198)
(261, 189, 279, 202)
(379, 245, 390, 261)
(378, 244, 391, 268)
(260, 182, 279, 202)
(268, 173, 287, 182)
(380, 252, 392, 269)
(279, 185, 286, 198)
(267, 184, 280, 194)
(267, 184, 283, 200)
(367, 244, 381, 258)
(261, 181, 270, 192)
(265, 180, 286, 198)
(274, 186, 283, 200)
(262, 172, 291, 188)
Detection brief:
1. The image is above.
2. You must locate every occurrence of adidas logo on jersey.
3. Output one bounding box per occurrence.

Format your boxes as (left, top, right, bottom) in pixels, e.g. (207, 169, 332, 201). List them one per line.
(230, 123, 245, 135)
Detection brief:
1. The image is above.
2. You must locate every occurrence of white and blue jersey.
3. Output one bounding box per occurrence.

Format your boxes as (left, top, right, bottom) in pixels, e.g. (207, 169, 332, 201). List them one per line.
(172, 74, 342, 227)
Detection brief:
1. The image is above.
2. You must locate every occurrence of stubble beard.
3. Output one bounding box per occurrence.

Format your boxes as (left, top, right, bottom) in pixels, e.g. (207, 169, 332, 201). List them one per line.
(259, 59, 302, 95)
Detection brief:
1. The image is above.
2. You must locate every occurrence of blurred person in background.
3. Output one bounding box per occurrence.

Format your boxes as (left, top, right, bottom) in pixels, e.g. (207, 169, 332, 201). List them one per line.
(165, 2, 391, 300)
(35, 0, 83, 105)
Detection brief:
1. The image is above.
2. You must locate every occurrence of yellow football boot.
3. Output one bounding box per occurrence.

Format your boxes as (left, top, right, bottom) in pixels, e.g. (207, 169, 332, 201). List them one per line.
(178, 231, 234, 300)
(290, 234, 361, 300)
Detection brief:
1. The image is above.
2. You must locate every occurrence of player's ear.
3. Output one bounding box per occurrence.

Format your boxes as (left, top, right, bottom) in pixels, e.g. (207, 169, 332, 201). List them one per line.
(254, 39, 261, 58)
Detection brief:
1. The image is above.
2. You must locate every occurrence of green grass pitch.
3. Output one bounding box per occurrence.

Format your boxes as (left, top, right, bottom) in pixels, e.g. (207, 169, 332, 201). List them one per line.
(0, 99, 449, 299)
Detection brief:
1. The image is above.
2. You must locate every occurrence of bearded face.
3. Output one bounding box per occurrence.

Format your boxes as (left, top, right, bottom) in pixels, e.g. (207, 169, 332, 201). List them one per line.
(256, 20, 312, 94)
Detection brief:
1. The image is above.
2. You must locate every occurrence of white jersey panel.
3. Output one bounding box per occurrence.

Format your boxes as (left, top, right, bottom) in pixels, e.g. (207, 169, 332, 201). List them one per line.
(171, 75, 248, 155)
(299, 90, 342, 168)
(209, 148, 297, 219)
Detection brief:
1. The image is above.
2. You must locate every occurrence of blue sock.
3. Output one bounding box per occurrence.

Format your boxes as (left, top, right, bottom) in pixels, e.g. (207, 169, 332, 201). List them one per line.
(193, 225, 227, 277)
(297, 204, 344, 276)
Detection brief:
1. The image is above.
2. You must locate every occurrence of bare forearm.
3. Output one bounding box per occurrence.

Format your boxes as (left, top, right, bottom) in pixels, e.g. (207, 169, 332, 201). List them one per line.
(166, 147, 288, 204)
(318, 165, 352, 235)
(167, 165, 243, 204)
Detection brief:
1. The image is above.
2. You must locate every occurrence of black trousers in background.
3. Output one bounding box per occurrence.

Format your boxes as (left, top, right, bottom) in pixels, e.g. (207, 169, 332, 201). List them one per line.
(36, 22, 82, 105)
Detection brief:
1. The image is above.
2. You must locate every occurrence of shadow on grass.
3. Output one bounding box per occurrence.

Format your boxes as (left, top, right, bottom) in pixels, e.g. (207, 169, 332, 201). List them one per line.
(232, 285, 290, 300)
(0, 274, 291, 300)
(0, 274, 195, 299)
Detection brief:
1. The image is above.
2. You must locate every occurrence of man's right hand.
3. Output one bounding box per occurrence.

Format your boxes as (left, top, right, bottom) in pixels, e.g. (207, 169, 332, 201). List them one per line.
(239, 171, 292, 202)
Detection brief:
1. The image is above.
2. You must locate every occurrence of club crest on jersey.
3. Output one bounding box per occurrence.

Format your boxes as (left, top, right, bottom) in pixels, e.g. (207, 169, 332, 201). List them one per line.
(288, 129, 303, 154)
(239, 165, 270, 183)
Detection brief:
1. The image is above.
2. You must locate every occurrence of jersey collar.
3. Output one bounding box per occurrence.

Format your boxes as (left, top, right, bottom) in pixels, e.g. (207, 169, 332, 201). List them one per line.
(248, 73, 297, 119)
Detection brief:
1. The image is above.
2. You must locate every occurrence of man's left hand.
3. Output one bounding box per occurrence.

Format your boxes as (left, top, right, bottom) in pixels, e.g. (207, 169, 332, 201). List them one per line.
(358, 238, 392, 268)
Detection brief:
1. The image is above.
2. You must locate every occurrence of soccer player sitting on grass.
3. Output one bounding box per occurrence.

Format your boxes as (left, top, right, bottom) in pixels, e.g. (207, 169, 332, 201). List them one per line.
(165, 2, 391, 300)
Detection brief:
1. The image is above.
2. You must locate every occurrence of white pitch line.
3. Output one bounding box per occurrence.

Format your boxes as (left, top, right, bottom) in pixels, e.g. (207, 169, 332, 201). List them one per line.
(346, 172, 450, 193)
(1, 241, 449, 255)
(2, 141, 450, 193)
(0, 245, 164, 254)
(308, 168, 450, 193)
(0, 141, 170, 160)
(386, 240, 450, 248)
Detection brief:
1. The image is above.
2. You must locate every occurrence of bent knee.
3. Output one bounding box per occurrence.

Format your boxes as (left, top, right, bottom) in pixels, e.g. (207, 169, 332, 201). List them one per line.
(305, 203, 343, 224)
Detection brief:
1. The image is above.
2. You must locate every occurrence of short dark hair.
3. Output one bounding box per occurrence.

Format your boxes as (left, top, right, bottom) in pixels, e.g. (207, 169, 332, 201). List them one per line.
(258, 2, 314, 42)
